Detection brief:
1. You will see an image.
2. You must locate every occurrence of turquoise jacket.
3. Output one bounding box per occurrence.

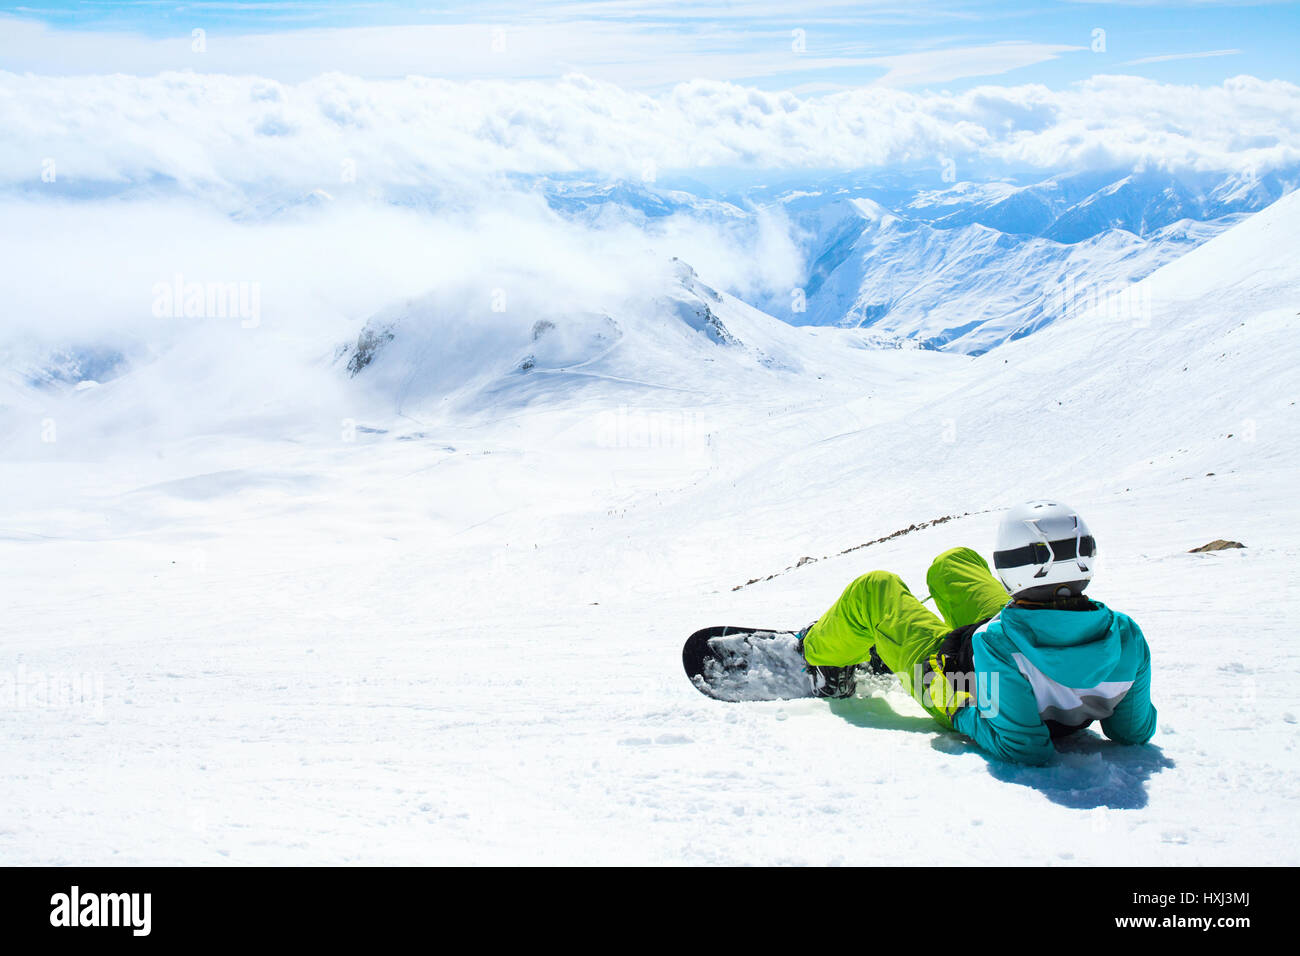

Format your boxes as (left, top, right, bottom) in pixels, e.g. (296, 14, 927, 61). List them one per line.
(951, 601, 1156, 765)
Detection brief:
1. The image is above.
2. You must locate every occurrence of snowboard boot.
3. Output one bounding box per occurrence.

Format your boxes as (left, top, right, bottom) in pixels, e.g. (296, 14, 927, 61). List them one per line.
(807, 662, 858, 699)
(796, 630, 857, 699)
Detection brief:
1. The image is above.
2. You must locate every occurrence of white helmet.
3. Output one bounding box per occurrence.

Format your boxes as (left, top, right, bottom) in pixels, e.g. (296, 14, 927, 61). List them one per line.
(994, 500, 1096, 600)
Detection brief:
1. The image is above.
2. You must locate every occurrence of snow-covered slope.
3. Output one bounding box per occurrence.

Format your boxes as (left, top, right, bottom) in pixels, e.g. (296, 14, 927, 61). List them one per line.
(331, 257, 938, 421)
(721, 186, 1300, 548)
(0, 191, 1297, 866)
(777, 166, 1295, 353)
(792, 201, 1225, 353)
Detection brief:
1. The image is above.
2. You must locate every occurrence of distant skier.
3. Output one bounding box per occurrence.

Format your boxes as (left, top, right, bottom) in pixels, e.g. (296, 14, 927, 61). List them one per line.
(798, 500, 1157, 764)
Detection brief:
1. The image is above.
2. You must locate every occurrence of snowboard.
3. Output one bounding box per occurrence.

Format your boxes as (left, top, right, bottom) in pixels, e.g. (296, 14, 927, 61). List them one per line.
(682, 625, 821, 702)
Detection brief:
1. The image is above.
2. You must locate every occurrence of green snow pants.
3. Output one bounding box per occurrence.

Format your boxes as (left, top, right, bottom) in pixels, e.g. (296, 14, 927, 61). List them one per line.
(801, 547, 1009, 724)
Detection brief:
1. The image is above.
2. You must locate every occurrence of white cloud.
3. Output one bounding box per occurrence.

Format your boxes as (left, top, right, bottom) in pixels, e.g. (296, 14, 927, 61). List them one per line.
(0, 184, 803, 354)
(3, 70, 1298, 195)
(863, 42, 1083, 87)
(0, 187, 808, 441)
(1123, 49, 1242, 66)
(0, 14, 1005, 88)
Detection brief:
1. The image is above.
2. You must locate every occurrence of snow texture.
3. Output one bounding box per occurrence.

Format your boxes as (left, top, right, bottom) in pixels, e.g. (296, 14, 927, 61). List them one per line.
(1, 185, 1298, 866)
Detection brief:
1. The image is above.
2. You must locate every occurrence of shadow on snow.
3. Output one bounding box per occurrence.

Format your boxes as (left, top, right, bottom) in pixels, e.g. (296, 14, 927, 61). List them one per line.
(933, 729, 1174, 810)
(823, 686, 1173, 811)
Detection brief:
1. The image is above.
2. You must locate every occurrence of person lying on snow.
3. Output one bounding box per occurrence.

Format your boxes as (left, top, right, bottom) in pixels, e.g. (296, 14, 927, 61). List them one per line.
(797, 500, 1157, 765)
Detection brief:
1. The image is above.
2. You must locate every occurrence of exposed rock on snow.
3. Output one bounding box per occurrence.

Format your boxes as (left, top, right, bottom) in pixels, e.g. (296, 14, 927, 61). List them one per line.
(1189, 540, 1246, 552)
(733, 512, 989, 590)
(671, 300, 740, 346)
(340, 321, 395, 376)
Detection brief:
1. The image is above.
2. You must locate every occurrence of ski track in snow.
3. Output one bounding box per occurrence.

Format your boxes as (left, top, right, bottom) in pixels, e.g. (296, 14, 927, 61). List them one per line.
(1, 196, 1299, 865)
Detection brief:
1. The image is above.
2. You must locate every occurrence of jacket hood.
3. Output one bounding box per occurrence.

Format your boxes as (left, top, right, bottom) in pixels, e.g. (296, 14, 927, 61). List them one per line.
(997, 601, 1121, 688)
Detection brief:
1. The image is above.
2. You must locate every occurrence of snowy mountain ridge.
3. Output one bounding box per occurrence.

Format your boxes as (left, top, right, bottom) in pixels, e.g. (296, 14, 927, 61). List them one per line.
(514, 164, 1298, 355)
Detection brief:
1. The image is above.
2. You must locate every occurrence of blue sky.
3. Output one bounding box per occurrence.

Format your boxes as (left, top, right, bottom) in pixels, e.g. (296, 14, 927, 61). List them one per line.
(1, 0, 1297, 89)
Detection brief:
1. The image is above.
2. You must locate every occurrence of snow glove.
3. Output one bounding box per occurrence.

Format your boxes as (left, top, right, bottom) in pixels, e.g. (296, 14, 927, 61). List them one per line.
(920, 618, 993, 728)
